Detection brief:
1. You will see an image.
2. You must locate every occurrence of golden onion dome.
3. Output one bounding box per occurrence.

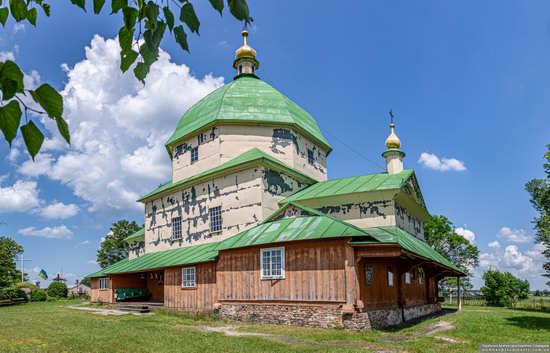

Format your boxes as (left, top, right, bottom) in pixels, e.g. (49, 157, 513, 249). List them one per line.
(385, 123, 401, 149)
(235, 29, 257, 59)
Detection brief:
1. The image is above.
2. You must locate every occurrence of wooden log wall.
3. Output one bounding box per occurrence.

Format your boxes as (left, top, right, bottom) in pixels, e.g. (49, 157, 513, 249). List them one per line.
(399, 267, 428, 306)
(164, 263, 216, 310)
(216, 238, 348, 303)
(357, 258, 399, 309)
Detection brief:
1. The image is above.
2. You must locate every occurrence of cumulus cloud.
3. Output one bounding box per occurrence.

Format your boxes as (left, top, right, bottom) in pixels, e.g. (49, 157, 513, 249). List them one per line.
(0, 180, 40, 213)
(479, 252, 499, 269)
(497, 227, 531, 243)
(87, 260, 98, 265)
(17, 153, 54, 177)
(488, 240, 500, 249)
(18, 225, 73, 239)
(16, 35, 223, 212)
(417, 152, 466, 172)
(37, 202, 79, 220)
(503, 245, 535, 273)
(455, 227, 475, 244)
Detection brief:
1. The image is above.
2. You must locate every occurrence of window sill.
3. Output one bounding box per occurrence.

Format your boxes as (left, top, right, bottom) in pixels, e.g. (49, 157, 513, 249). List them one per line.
(260, 277, 285, 281)
(181, 286, 197, 290)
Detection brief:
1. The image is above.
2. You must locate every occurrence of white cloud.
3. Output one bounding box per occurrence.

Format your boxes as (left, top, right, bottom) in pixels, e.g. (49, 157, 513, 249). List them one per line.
(455, 227, 475, 244)
(79, 240, 91, 246)
(7, 148, 20, 162)
(488, 240, 500, 249)
(497, 227, 531, 243)
(417, 152, 466, 172)
(38, 202, 79, 220)
(0, 50, 15, 61)
(503, 245, 535, 273)
(87, 260, 98, 265)
(18, 153, 54, 177)
(13, 23, 25, 34)
(479, 252, 499, 269)
(16, 35, 223, 212)
(17, 225, 73, 239)
(0, 180, 40, 213)
(526, 243, 546, 262)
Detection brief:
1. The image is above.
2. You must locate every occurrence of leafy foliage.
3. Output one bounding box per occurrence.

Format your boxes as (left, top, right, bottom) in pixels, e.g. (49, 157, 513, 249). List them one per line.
(0, 286, 26, 300)
(525, 144, 550, 287)
(80, 277, 91, 288)
(424, 215, 480, 290)
(15, 281, 39, 291)
(96, 220, 141, 268)
(0, 0, 251, 158)
(482, 270, 530, 307)
(47, 281, 68, 299)
(31, 289, 47, 301)
(0, 236, 24, 288)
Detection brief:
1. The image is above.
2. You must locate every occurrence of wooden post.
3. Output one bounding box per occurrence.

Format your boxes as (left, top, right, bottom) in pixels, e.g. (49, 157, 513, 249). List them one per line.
(344, 245, 358, 307)
(457, 276, 462, 311)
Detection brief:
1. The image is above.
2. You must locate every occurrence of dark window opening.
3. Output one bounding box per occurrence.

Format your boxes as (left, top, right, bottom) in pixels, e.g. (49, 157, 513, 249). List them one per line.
(307, 149, 314, 165)
(190, 147, 199, 163)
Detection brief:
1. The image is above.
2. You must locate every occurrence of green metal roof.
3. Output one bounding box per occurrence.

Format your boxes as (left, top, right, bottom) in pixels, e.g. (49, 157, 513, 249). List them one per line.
(88, 242, 219, 278)
(138, 148, 316, 203)
(214, 203, 371, 251)
(354, 226, 465, 274)
(165, 76, 331, 152)
(124, 228, 144, 243)
(283, 170, 414, 203)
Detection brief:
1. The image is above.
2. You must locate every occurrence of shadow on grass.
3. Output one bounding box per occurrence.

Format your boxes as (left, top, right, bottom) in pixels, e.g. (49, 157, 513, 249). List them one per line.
(505, 315, 550, 330)
(378, 308, 457, 333)
(509, 307, 550, 314)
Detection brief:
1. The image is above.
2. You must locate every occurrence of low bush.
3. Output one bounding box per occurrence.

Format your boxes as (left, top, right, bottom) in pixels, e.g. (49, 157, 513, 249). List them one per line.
(47, 282, 68, 299)
(46, 296, 58, 302)
(31, 289, 47, 302)
(0, 287, 27, 301)
(15, 282, 39, 291)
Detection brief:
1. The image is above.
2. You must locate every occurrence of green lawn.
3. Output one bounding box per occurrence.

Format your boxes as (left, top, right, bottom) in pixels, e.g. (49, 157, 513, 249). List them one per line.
(0, 301, 549, 353)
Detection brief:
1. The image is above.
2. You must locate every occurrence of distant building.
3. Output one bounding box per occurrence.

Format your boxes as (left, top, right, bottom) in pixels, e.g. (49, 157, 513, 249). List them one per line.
(88, 30, 464, 329)
(69, 281, 91, 297)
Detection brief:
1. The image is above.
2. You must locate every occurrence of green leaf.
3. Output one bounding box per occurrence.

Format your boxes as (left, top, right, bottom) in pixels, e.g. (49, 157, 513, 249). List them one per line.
(139, 44, 158, 65)
(179, 3, 200, 34)
(0, 8, 9, 27)
(111, 0, 127, 14)
(27, 7, 37, 26)
(173, 25, 188, 52)
(30, 84, 63, 118)
(41, 3, 51, 17)
(120, 49, 138, 72)
(55, 116, 70, 144)
(70, 0, 86, 12)
(228, 0, 250, 22)
(162, 6, 174, 32)
(133, 62, 150, 83)
(143, 21, 165, 52)
(122, 6, 138, 30)
(0, 60, 24, 100)
(93, 0, 105, 14)
(20, 120, 44, 160)
(9, 0, 27, 22)
(209, 0, 223, 16)
(118, 26, 134, 52)
(144, 1, 158, 30)
(0, 100, 22, 145)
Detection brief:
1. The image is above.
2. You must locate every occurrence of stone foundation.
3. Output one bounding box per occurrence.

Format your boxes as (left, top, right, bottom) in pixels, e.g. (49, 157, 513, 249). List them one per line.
(217, 302, 441, 330)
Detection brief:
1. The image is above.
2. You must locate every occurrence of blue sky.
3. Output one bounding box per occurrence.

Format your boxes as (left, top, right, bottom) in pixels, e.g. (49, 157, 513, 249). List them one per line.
(0, 0, 548, 289)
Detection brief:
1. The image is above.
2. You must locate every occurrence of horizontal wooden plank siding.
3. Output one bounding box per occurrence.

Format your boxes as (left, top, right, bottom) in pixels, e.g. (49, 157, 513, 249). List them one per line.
(164, 263, 216, 310)
(216, 238, 347, 303)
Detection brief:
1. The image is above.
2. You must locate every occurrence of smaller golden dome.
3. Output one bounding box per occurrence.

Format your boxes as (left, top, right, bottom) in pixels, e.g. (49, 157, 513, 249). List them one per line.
(385, 123, 401, 149)
(235, 29, 257, 59)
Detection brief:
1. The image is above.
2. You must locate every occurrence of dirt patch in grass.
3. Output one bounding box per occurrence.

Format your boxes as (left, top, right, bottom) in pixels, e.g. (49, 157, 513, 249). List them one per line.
(421, 321, 454, 335)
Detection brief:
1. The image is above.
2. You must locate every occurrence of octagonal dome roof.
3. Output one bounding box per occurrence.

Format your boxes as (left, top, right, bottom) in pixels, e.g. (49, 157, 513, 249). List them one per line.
(165, 75, 331, 153)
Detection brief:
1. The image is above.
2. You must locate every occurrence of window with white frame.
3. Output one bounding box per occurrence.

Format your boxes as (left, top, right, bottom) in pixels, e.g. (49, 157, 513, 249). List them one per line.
(387, 267, 394, 287)
(405, 272, 411, 284)
(181, 267, 196, 288)
(99, 277, 108, 290)
(190, 147, 199, 163)
(307, 148, 314, 165)
(260, 247, 285, 279)
(209, 206, 222, 233)
(172, 216, 182, 240)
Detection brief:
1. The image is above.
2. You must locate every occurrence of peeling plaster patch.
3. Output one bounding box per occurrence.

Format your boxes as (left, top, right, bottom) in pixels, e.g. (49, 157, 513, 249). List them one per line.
(271, 128, 298, 154)
(263, 169, 294, 195)
(395, 203, 423, 238)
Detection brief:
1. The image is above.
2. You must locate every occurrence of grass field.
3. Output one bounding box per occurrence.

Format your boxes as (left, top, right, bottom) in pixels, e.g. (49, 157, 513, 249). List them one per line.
(0, 301, 549, 353)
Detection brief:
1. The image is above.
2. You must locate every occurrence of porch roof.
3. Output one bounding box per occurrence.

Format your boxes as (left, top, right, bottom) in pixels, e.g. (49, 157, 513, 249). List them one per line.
(351, 226, 465, 275)
(124, 228, 144, 243)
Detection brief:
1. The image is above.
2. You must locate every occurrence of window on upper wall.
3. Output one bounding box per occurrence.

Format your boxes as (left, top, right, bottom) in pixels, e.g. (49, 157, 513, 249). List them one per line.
(99, 277, 108, 290)
(171, 216, 182, 240)
(181, 267, 196, 288)
(405, 272, 411, 284)
(190, 147, 199, 164)
(307, 148, 314, 165)
(260, 247, 285, 279)
(365, 264, 374, 285)
(387, 267, 394, 287)
(209, 206, 222, 233)
(418, 268, 424, 285)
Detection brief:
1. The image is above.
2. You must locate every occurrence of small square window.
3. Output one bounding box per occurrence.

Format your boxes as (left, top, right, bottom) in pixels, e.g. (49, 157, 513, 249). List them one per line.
(99, 277, 108, 290)
(260, 247, 285, 279)
(307, 149, 314, 165)
(171, 216, 182, 240)
(181, 267, 196, 288)
(405, 272, 411, 284)
(190, 147, 199, 163)
(209, 206, 222, 233)
(418, 268, 424, 285)
(365, 264, 374, 285)
(388, 267, 394, 287)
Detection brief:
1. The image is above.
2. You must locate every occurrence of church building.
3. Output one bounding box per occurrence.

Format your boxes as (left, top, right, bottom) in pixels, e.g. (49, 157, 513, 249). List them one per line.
(88, 30, 464, 329)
